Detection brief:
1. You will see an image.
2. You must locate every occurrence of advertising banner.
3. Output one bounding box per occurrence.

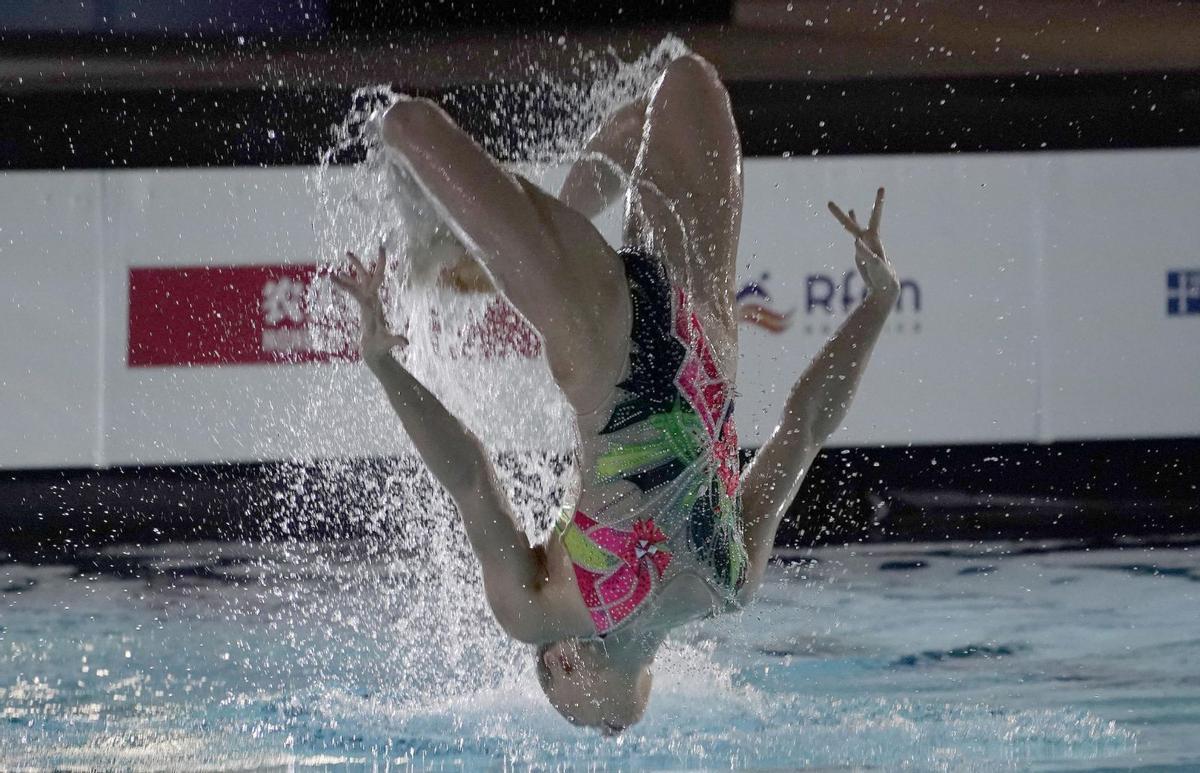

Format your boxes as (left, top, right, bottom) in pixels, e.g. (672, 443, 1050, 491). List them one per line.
(2, 150, 1198, 469)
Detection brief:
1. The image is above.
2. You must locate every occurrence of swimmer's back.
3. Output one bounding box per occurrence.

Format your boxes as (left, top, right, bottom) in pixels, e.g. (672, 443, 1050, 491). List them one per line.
(555, 248, 747, 638)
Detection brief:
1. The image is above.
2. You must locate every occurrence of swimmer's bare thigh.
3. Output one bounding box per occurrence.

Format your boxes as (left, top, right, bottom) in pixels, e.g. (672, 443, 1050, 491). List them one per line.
(381, 99, 630, 410)
(623, 53, 743, 370)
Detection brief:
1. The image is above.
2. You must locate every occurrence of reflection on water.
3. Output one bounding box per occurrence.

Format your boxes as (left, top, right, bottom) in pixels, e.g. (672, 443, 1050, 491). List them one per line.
(4, 539, 1197, 770)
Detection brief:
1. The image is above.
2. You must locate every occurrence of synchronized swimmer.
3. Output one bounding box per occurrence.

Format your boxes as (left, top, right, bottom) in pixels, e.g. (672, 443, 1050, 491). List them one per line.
(333, 52, 899, 731)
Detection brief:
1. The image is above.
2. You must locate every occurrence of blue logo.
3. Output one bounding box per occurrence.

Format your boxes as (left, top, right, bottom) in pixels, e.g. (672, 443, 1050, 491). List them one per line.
(802, 270, 923, 334)
(1167, 270, 1200, 316)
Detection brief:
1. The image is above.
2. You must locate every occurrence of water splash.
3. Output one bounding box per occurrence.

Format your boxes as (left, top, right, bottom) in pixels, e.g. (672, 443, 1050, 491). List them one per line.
(0, 545, 1141, 770)
(247, 36, 705, 726)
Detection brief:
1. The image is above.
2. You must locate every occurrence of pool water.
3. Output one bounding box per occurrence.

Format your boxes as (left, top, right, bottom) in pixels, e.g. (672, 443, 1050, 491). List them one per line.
(1, 538, 1197, 770)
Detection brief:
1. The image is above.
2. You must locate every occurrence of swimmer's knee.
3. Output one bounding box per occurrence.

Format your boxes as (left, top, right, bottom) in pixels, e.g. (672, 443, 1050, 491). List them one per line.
(647, 53, 733, 133)
(382, 97, 452, 149)
(658, 53, 723, 96)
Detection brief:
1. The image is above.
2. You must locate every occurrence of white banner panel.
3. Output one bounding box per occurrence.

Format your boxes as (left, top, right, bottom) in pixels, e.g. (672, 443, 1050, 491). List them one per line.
(0, 172, 104, 468)
(97, 168, 583, 466)
(736, 154, 1042, 446)
(98, 168, 408, 466)
(1, 149, 1198, 469)
(1039, 150, 1200, 441)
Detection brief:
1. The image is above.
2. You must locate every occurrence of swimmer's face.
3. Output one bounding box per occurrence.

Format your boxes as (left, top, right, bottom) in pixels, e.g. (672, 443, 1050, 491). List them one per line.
(535, 640, 652, 732)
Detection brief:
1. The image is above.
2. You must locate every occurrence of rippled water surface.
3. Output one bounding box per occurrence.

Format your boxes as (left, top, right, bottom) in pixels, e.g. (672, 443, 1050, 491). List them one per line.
(1, 539, 1198, 770)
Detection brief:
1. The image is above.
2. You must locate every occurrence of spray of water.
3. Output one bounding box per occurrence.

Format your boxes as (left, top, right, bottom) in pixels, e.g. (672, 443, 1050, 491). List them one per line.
(239, 35, 744, 724)
(0, 33, 1151, 768)
(180, 37, 1138, 768)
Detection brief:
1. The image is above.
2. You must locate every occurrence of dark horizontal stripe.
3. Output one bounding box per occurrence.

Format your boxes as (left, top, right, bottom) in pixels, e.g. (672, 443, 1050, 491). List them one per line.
(0, 1, 329, 39)
(329, 0, 731, 31)
(3, 70, 1200, 170)
(733, 72, 1200, 156)
(1, 438, 1197, 563)
(784, 437, 1200, 547)
(0, 0, 727, 39)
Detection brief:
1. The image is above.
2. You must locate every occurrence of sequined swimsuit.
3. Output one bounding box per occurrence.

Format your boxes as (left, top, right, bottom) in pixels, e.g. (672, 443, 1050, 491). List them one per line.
(557, 248, 747, 637)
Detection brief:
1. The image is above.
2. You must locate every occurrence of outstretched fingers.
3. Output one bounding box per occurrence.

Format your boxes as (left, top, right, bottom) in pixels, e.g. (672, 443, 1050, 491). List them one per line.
(827, 201, 863, 238)
(330, 272, 356, 292)
(868, 187, 885, 233)
(829, 187, 887, 239)
(334, 246, 392, 299)
(371, 244, 388, 288)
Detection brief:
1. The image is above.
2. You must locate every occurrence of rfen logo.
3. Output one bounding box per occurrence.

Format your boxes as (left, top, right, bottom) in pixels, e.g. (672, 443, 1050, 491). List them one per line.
(802, 270, 923, 335)
(1167, 270, 1200, 316)
(805, 270, 922, 315)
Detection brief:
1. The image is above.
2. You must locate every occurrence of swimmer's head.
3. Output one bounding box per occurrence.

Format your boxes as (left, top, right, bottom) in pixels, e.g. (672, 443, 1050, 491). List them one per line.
(536, 639, 652, 732)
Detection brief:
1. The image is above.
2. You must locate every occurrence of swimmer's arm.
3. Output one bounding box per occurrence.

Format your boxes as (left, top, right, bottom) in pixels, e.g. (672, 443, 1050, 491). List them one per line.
(334, 250, 562, 643)
(738, 289, 896, 537)
(365, 351, 571, 642)
(738, 190, 899, 597)
(558, 98, 648, 219)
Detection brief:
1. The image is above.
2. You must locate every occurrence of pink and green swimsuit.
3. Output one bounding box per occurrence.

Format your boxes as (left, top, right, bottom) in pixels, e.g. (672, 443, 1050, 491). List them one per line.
(558, 248, 747, 637)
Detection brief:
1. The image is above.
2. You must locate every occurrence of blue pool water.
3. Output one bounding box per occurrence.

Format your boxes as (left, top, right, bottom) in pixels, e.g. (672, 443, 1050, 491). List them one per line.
(1, 539, 1197, 770)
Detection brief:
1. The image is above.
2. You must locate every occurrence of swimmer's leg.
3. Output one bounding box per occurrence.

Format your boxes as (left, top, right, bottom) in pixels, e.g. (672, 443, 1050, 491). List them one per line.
(623, 54, 743, 372)
(381, 99, 629, 408)
(558, 98, 648, 220)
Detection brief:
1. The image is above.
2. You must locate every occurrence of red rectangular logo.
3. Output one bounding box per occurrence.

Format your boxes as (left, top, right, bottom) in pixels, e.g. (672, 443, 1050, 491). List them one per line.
(127, 265, 355, 367)
(128, 264, 544, 367)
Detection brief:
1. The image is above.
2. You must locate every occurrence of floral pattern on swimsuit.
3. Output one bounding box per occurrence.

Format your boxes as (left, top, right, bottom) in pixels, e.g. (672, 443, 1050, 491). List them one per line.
(559, 249, 747, 636)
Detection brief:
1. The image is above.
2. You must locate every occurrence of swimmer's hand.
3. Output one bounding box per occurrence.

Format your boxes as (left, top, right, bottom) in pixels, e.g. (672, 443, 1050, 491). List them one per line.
(331, 246, 410, 362)
(827, 187, 899, 299)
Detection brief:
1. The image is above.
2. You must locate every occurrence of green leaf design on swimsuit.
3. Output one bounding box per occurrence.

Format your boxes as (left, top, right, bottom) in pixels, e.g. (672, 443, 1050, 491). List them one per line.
(561, 524, 620, 572)
(647, 400, 705, 460)
(595, 399, 704, 482)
